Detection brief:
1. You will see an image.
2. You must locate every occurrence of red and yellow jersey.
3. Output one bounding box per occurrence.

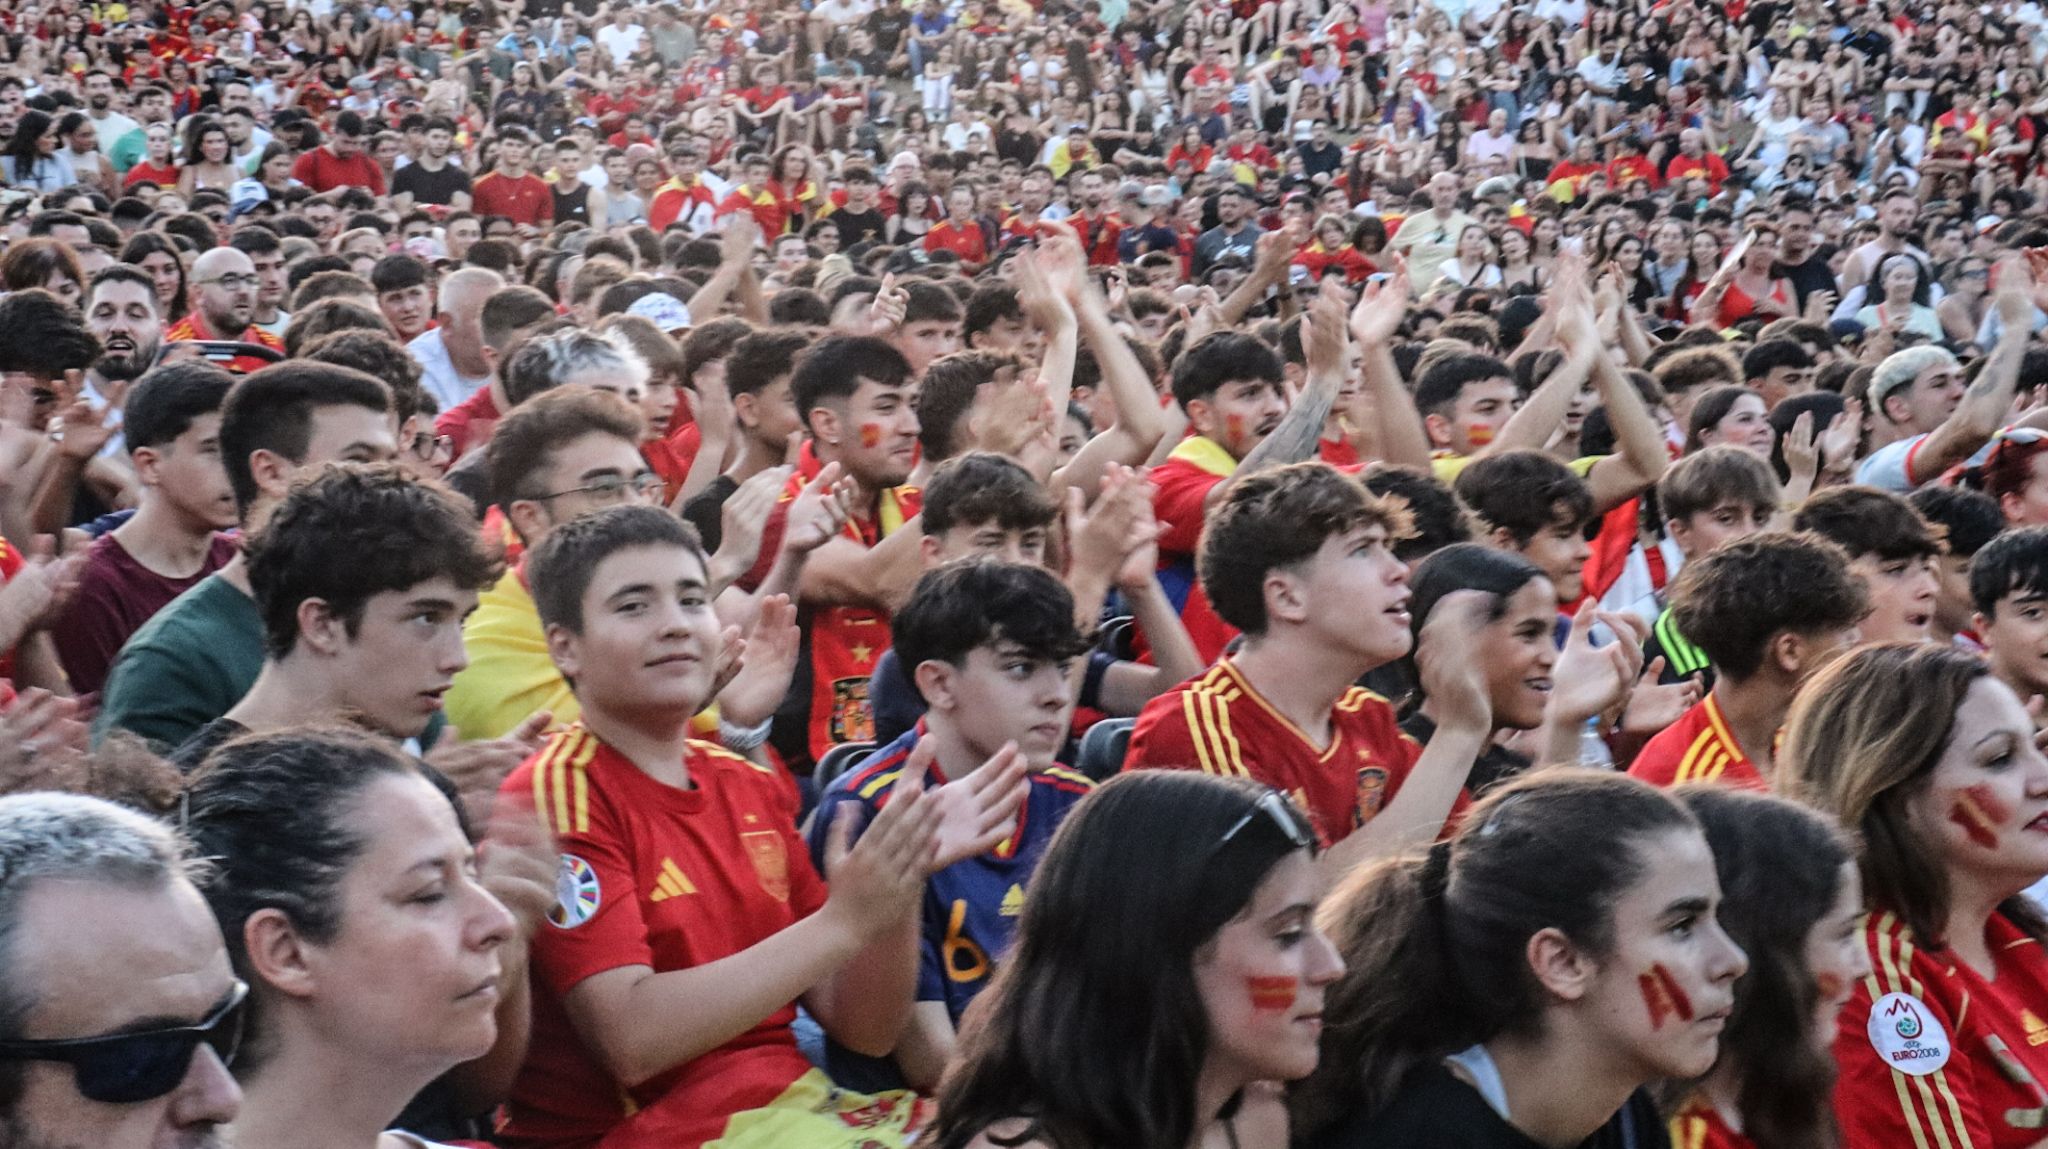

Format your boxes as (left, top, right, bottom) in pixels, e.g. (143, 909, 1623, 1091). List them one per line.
(502, 727, 848, 1149)
(1832, 911, 2048, 1149)
(162, 314, 285, 374)
(647, 177, 716, 233)
(1148, 434, 1241, 664)
(717, 184, 788, 238)
(737, 443, 921, 764)
(1627, 693, 1766, 791)
(1668, 1096, 1749, 1149)
(923, 219, 989, 268)
(1122, 658, 1423, 848)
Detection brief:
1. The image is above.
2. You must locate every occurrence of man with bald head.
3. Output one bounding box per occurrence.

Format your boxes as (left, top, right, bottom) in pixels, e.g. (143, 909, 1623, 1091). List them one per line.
(165, 247, 287, 374)
(1389, 172, 1477, 290)
(0, 793, 243, 1149)
(409, 266, 505, 411)
(1664, 127, 1730, 194)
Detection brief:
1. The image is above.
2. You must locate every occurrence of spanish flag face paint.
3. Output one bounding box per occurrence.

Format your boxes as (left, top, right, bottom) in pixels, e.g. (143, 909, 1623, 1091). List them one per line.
(858, 422, 883, 449)
(1950, 783, 2008, 851)
(1247, 975, 1298, 1012)
(1638, 963, 1695, 1029)
(1465, 422, 1496, 447)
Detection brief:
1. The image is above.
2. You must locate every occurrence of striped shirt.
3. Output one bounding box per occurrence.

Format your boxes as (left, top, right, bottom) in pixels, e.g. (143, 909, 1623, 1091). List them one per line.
(1627, 693, 1765, 791)
(1122, 657, 1421, 848)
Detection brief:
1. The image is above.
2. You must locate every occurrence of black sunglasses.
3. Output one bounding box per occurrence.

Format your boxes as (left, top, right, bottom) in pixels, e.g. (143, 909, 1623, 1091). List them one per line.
(1212, 789, 1315, 857)
(0, 981, 247, 1104)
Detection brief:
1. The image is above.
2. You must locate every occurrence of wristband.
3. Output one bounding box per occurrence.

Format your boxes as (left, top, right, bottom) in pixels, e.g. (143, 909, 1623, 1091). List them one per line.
(718, 714, 775, 752)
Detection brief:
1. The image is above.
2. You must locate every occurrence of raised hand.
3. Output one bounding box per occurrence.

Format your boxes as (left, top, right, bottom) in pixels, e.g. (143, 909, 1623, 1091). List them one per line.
(1546, 605, 1644, 726)
(716, 594, 802, 728)
(0, 688, 89, 797)
(1415, 589, 1494, 735)
(1619, 657, 1704, 736)
(1349, 255, 1411, 345)
(782, 460, 857, 555)
(1302, 277, 1350, 380)
(865, 272, 909, 335)
(1818, 403, 1859, 474)
(425, 710, 554, 827)
(1782, 410, 1819, 483)
(716, 464, 795, 576)
(476, 788, 558, 941)
(917, 738, 1030, 869)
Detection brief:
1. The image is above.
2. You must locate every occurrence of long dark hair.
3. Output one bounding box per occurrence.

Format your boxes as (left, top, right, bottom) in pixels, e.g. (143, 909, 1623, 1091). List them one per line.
(1291, 770, 1699, 1140)
(180, 727, 465, 1071)
(3, 109, 51, 174)
(929, 772, 1318, 1149)
(1389, 542, 1546, 714)
(1674, 787, 1853, 1149)
(118, 230, 189, 322)
(182, 115, 228, 168)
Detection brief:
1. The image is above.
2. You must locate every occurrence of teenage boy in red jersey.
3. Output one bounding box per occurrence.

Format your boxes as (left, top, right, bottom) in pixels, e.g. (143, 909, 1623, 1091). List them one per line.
(501, 505, 1027, 1149)
(1124, 461, 1492, 878)
(1151, 281, 1398, 661)
(1628, 532, 1867, 790)
(739, 335, 929, 769)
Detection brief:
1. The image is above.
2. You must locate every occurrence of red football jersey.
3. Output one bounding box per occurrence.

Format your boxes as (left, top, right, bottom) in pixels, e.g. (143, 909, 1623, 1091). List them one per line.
(1626, 693, 1766, 791)
(1122, 658, 1422, 848)
(1832, 911, 2048, 1149)
(500, 727, 824, 1149)
(1667, 1096, 1749, 1149)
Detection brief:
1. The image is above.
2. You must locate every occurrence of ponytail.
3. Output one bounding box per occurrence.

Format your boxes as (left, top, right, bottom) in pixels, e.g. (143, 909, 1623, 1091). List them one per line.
(1290, 770, 1698, 1140)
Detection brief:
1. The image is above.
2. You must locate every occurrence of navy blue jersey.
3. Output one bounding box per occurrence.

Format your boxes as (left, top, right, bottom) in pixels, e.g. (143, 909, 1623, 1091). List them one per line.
(804, 723, 1093, 1019)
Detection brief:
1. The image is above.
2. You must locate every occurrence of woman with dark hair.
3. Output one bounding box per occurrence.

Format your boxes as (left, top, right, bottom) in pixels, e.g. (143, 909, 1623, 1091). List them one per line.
(1, 109, 75, 192)
(1854, 253, 1944, 343)
(1396, 543, 1643, 795)
(1664, 787, 1867, 1149)
(55, 110, 114, 195)
(181, 727, 542, 1149)
(1686, 385, 1774, 456)
(929, 771, 1341, 1149)
(177, 116, 240, 199)
(887, 180, 934, 243)
(119, 230, 190, 322)
(1292, 770, 1748, 1148)
(0, 238, 84, 309)
(1691, 226, 1796, 330)
(1780, 643, 2048, 1149)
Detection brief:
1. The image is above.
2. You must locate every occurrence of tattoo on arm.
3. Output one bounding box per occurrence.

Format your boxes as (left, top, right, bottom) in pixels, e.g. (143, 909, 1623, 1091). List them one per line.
(1236, 373, 1340, 477)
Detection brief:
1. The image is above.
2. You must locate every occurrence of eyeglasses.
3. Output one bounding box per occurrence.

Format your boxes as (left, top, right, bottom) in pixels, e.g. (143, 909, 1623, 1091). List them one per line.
(531, 471, 663, 504)
(0, 981, 246, 1104)
(1211, 789, 1315, 857)
(196, 274, 258, 291)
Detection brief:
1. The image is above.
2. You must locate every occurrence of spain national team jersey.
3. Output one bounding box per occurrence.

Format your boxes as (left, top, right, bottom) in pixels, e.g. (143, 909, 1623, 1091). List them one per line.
(1668, 1096, 1748, 1149)
(1626, 693, 1766, 791)
(803, 724, 1093, 1022)
(1150, 434, 1244, 664)
(499, 727, 927, 1149)
(1833, 911, 2048, 1149)
(1122, 658, 1422, 848)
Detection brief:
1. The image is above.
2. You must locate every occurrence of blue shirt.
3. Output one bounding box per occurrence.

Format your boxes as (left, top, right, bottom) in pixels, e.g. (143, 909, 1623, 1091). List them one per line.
(802, 724, 1093, 1019)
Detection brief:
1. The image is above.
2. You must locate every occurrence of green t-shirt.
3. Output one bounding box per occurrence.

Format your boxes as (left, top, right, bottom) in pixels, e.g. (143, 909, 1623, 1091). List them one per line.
(93, 573, 263, 752)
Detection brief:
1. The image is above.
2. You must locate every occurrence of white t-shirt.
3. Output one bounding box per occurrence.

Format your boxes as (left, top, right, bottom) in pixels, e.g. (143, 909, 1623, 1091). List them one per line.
(596, 22, 646, 66)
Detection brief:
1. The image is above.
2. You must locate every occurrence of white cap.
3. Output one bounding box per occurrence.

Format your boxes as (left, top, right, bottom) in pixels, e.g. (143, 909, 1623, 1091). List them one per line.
(626, 292, 693, 332)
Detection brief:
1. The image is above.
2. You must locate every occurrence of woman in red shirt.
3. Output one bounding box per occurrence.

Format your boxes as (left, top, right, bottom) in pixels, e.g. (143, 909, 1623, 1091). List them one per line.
(1664, 788, 1869, 1149)
(1690, 225, 1796, 330)
(1166, 123, 1214, 174)
(1782, 644, 2048, 1149)
(767, 143, 820, 235)
(122, 122, 180, 189)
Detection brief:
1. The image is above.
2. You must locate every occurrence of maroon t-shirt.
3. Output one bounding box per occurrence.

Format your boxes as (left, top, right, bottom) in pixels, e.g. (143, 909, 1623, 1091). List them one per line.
(50, 530, 239, 696)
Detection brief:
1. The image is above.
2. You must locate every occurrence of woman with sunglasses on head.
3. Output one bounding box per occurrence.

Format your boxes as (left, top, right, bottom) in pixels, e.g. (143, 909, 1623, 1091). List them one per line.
(928, 772, 1343, 1149)
(182, 727, 530, 1149)
(1779, 643, 2048, 1149)
(1661, 787, 1868, 1149)
(1965, 427, 2048, 528)
(1292, 770, 1749, 1149)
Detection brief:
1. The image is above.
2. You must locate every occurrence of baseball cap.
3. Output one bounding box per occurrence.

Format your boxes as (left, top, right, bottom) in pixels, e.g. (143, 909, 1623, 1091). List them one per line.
(1140, 186, 1174, 208)
(626, 292, 693, 333)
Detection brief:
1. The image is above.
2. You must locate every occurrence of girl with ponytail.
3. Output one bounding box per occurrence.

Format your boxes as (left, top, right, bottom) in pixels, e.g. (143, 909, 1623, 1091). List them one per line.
(1293, 770, 1749, 1149)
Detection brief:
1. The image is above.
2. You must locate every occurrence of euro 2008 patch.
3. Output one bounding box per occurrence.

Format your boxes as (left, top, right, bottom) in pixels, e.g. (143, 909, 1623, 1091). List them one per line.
(1868, 991, 1952, 1076)
(549, 853, 601, 929)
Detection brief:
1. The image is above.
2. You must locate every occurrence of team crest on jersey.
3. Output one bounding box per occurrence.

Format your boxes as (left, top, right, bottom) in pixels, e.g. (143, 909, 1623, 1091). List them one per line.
(830, 677, 875, 743)
(1355, 767, 1389, 821)
(741, 830, 791, 901)
(549, 854, 601, 929)
(1868, 991, 1951, 1076)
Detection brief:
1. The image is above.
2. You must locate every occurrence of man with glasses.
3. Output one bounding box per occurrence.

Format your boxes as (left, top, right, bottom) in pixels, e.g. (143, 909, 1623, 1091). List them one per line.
(164, 247, 286, 374)
(288, 110, 387, 196)
(0, 792, 243, 1149)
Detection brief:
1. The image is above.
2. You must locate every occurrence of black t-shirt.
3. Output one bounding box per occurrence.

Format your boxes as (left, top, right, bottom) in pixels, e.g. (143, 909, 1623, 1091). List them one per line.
(1772, 252, 1835, 312)
(392, 159, 473, 206)
(866, 6, 910, 53)
(828, 205, 888, 246)
(1399, 712, 1531, 800)
(680, 472, 739, 553)
(1308, 1062, 1669, 1149)
(170, 717, 249, 773)
(1299, 139, 1344, 178)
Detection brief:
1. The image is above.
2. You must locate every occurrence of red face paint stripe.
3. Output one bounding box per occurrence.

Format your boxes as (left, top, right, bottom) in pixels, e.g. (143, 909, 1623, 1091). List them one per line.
(859, 423, 883, 449)
(1247, 975, 1297, 1011)
(1951, 789, 2001, 850)
(1639, 972, 1674, 1029)
(1815, 971, 1847, 1001)
(1650, 963, 1695, 1022)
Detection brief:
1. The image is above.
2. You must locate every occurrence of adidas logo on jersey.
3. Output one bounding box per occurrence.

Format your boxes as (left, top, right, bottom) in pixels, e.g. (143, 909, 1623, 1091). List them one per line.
(650, 858, 697, 902)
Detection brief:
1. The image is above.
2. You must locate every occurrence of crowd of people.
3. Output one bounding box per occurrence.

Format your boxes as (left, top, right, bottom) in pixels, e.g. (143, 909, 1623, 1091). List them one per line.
(7, 0, 2048, 1147)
